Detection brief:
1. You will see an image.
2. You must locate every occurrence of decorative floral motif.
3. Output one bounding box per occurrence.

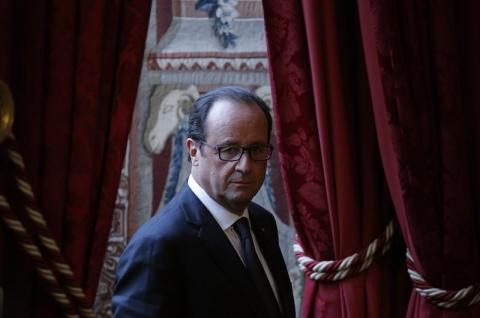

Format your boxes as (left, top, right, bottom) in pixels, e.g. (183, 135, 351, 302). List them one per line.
(195, 0, 239, 48)
(287, 128, 322, 180)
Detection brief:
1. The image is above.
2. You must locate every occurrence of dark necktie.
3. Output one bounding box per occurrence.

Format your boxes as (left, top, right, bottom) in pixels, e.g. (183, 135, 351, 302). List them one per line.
(233, 217, 282, 318)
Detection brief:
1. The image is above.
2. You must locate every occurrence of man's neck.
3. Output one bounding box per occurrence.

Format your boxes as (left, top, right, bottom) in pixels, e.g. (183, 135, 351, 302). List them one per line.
(188, 174, 248, 215)
(188, 175, 248, 230)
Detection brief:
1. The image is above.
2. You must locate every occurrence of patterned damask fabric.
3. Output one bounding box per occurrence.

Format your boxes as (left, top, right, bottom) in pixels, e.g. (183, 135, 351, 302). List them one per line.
(360, 1, 480, 317)
(264, 0, 410, 317)
(262, 0, 333, 259)
(0, 1, 151, 317)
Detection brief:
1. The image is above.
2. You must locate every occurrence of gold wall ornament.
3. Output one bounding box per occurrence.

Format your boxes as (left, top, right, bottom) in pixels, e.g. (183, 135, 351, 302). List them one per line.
(0, 80, 15, 144)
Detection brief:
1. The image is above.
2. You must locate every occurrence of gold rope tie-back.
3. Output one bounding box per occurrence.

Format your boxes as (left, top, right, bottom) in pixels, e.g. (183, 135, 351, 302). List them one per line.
(3, 218, 26, 233)
(406, 249, 480, 308)
(40, 235, 61, 252)
(1, 135, 95, 318)
(0, 80, 15, 144)
(294, 220, 395, 281)
(26, 206, 47, 226)
(0, 194, 81, 317)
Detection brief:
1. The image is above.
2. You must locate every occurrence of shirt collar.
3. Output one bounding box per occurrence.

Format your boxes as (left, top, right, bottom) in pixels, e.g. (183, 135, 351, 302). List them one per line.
(188, 175, 249, 230)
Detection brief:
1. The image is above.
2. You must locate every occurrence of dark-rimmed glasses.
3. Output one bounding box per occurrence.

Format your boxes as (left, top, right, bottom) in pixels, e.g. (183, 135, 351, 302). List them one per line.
(197, 141, 273, 161)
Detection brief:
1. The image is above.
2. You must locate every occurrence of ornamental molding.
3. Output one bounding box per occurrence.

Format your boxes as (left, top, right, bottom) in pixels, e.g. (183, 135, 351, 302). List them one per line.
(147, 55, 268, 72)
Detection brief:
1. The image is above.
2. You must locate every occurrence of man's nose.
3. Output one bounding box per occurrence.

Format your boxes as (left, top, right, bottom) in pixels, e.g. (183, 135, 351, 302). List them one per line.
(234, 150, 253, 172)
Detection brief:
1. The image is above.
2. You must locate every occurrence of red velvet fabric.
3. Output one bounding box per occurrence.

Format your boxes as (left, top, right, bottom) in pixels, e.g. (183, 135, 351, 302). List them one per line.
(263, 0, 409, 317)
(359, 1, 480, 317)
(0, 0, 151, 316)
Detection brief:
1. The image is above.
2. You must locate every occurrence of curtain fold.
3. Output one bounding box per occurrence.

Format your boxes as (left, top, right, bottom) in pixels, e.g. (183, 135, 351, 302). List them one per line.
(0, 0, 151, 317)
(358, 1, 480, 317)
(263, 0, 409, 317)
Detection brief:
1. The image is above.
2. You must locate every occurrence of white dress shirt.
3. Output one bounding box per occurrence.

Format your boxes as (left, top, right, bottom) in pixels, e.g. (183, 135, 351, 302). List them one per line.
(188, 175, 281, 305)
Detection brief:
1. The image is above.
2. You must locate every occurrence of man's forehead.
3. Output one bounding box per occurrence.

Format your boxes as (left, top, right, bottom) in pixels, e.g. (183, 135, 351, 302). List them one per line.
(209, 97, 252, 110)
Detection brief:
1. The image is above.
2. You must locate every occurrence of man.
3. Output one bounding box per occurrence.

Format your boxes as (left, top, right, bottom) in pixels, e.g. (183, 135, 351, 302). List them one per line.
(112, 86, 295, 318)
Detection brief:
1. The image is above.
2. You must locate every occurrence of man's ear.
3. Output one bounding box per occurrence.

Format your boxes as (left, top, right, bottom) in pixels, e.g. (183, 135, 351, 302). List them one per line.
(186, 138, 199, 166)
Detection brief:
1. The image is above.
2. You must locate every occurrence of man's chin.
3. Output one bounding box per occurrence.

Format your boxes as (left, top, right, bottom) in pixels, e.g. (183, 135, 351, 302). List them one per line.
(226, 191, 257, 206)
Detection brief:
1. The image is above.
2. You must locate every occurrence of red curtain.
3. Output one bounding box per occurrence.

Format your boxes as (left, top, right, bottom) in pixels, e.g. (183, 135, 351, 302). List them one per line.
(359, 1, 480, 317)
(263, 0, 409, 317)
(0, 0, 151, 317)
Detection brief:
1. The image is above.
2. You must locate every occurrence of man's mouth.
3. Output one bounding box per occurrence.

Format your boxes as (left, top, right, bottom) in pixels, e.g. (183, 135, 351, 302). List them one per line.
(230, 180, 253, 185)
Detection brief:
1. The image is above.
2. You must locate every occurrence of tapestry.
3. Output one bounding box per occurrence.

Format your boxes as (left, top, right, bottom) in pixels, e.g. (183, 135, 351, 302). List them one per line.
(94, 1, 303, 316)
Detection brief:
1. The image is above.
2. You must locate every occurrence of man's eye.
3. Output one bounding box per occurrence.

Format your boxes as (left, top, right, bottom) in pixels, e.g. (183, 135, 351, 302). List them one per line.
(251, 146, 263, 153)
(220, 146, 239, 154)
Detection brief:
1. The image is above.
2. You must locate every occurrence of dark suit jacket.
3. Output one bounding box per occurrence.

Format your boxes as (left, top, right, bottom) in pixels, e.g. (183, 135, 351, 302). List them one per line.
(112, 185, 295, 318)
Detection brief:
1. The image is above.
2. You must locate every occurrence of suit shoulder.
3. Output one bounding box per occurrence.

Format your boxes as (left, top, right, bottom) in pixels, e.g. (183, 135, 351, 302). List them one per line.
(128, 197, 188, 245)
(249, 202, 275, 219)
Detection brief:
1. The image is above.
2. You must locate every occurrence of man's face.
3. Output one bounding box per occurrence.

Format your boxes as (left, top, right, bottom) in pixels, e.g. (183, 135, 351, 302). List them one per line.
(187, 99, 269, 214)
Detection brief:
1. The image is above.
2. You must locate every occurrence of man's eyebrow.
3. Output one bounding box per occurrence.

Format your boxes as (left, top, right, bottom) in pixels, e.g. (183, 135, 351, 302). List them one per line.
(250, 142, 270, 146)
(216, 142, 238, 147)
(215, 138, 237, 145)
(217, 141, 269, 147)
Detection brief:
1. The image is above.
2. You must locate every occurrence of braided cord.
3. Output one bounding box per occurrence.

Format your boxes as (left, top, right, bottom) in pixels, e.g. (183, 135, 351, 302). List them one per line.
(294, 220, 395, 282)
(0, 134, 94, 317)
(406, 250, 480, 308)
(0, 195, 81, 318)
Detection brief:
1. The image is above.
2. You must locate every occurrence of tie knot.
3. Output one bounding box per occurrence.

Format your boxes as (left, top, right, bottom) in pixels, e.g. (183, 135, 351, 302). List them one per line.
(233, 217, 251, 241)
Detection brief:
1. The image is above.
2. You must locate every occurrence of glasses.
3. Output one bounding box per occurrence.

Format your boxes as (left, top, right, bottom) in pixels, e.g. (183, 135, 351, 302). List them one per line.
(198, 141, 274, 161)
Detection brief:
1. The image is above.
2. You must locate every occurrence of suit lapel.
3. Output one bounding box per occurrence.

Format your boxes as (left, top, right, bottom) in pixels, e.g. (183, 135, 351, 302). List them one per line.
(179, 187, 268, 318)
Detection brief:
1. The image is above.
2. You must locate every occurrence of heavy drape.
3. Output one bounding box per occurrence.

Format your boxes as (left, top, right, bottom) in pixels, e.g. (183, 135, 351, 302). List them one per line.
(359, 1, 480, 317)
(0, 0, 151, 317)
(263, 0, 409, 317)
